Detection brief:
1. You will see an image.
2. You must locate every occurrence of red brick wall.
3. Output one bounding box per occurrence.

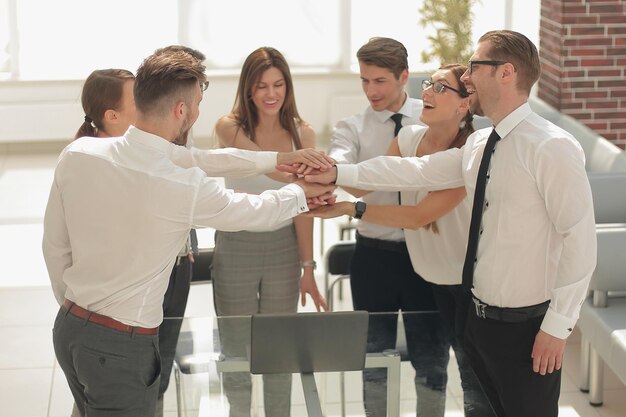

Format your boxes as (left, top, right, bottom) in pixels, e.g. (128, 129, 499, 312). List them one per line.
(539, 0, 626, 147)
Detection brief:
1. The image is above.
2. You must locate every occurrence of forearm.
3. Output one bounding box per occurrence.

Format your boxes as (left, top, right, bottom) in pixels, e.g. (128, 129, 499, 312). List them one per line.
(341, 185, 369, 198)
(293, 215, 314, 266)
(361, 205, 442, 230)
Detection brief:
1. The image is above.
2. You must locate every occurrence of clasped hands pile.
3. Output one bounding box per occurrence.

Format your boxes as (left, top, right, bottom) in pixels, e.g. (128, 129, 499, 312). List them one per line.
(277, 149, 341, 212)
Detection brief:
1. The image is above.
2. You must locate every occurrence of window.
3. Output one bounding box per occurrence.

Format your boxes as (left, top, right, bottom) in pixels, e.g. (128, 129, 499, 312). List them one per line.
(183, 0, 343, 70)
(12, 0, 177, 80)
(0, 0, 11, 79)
(3, 0, 539, 81)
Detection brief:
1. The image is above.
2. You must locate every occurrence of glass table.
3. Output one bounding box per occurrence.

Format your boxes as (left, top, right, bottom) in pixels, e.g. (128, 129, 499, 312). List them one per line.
(165, 311, 491, 417)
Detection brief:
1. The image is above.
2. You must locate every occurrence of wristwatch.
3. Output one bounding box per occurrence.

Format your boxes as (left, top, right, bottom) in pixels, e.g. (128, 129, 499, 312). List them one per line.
(354, 201, 367, 219)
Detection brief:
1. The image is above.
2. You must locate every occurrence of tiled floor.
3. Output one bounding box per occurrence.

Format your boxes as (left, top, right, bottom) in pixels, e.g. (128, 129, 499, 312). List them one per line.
(1, 147, 625, 417)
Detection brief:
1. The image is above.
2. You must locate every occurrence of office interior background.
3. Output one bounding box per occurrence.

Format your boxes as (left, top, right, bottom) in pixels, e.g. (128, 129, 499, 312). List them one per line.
(1, 0, 625, 416)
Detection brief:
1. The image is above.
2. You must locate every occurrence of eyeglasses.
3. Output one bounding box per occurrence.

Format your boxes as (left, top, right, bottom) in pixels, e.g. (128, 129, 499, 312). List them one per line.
(468, 60, 507, 74)
(200, 81, 210, 91)
(421, 79, 469, 98)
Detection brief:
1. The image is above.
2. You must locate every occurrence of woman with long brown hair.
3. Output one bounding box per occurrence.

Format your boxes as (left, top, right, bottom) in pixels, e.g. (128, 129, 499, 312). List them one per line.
(212, 47, 327, 417)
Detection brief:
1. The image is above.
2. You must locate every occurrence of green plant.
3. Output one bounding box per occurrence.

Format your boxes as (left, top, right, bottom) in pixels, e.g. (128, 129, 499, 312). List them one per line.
(419, 0, 479, 65)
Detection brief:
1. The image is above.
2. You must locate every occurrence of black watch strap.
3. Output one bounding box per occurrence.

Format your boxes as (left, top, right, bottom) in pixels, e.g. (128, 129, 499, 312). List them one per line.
(354, 201, 367, 219)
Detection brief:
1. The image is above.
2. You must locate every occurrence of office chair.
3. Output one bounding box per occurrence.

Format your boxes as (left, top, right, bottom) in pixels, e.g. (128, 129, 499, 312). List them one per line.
(324, 241, 355, 310)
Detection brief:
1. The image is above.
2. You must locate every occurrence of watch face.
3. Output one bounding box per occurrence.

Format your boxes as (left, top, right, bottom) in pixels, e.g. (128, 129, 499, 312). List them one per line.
(355, 201, 366, 219)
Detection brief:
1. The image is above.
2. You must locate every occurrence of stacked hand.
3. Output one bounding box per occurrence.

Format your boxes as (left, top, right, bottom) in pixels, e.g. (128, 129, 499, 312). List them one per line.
(294, 180, 336, 209)
(306, 192, 337, 209)
(303, 201, 353, 218)
(275, 154, 341, 209)
(277, 163, 338, 184)
(277, 149, 335, 173)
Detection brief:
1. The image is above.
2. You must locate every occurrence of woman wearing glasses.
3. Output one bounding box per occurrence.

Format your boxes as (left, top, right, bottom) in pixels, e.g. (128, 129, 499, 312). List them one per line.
(308, 64, 495, 417)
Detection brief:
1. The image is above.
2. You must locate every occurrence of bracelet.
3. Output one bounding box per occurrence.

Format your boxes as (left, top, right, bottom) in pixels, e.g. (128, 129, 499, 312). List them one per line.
(301, 260, 317, 270)
(331, 164, 337, 185)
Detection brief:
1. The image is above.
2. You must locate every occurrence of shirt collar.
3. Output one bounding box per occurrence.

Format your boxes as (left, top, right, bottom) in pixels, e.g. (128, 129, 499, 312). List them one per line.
(371, 93, 416, 123)
(494, 102, 532, 139)
(125, 125, 174, 154)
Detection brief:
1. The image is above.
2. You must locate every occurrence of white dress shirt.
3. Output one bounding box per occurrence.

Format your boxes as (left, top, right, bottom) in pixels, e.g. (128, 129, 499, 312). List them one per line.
(397, 125, 471, 285)
(328, 96, 424, 240)
(337, 103, 596, 339)
(225, 175, 293, 231)
(43, 126, 307, 328)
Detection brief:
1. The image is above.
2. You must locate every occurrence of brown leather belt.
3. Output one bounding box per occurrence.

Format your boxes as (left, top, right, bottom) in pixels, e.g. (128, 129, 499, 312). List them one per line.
(63, 299, 158, 335)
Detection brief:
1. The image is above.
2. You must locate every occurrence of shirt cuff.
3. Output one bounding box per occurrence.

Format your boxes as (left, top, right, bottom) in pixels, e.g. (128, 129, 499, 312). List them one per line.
(540, 307, 577, 339)
(258, 151, 279, 173)
(283, 183, 309, 214)
(336, 164, 358, 187)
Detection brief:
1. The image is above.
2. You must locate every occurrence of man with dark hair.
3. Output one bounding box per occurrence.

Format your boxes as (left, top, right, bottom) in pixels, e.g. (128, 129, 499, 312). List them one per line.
(327, 37, 446, 417)
(151, 45, 205, 417)
(44, 46, 334, 417)
(307, 30, 596, 417)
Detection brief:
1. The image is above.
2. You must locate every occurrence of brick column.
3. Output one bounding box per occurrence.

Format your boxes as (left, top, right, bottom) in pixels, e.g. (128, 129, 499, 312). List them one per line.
(538, 0, 626, 147)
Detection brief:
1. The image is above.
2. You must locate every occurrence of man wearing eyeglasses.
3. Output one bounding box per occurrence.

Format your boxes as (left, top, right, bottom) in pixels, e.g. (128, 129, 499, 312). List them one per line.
(306, 30, 596, 417)
(326, 37, 444, 417)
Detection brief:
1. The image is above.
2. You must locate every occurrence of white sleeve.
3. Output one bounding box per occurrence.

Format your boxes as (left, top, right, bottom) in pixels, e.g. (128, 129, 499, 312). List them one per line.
(169, 146, 277, 178)
(336, 147, 465, 192)
(42, 174, 71, 306)
(191, 180, 308, 232)
(535, 137, 597, 339)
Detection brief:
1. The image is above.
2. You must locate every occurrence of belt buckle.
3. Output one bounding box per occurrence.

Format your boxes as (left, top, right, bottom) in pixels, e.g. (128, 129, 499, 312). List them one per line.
(473, 297, 487, 319)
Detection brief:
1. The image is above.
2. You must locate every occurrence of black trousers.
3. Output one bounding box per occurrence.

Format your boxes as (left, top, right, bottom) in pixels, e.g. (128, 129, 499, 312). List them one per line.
(158, 255, 192, 397)
(464, 307, 561, 417)
(350, 239, 444, 417)
(431, 284, 496, 417)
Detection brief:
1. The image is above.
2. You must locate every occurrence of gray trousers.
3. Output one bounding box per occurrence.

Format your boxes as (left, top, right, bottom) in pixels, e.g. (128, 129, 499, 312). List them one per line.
(212, 225, 300, 417)
(53, 306, 161, 417)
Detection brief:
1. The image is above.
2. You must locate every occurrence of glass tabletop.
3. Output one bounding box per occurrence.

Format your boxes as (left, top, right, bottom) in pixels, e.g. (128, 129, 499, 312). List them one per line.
(164, 311, 492, 417)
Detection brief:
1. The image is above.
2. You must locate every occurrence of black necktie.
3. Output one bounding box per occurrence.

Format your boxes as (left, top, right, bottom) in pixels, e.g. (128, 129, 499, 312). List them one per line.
(391, 113, 403, 205)
(391, 113, 403, 137)
(461, 128, 501, 293)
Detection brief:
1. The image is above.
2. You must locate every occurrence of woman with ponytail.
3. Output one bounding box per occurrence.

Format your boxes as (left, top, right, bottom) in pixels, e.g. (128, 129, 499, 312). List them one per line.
(74, 69, 136, 139)
(307, 64, 496, 417)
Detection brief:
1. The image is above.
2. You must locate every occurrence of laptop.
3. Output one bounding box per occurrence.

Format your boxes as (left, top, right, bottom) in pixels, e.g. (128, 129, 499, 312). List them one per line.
(249, 310, 369, 375)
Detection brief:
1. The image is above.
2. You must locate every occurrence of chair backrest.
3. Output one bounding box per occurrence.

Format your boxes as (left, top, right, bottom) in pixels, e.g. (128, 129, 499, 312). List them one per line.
(528, 96, 626, 173)
(590, 225, 626, 292)
(588, 173, 626, 224)
(191, 248, 213, 283)
(325, 242, 355, 276)
(249, 311, 368, 374)
(585, 137, 626, 173)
